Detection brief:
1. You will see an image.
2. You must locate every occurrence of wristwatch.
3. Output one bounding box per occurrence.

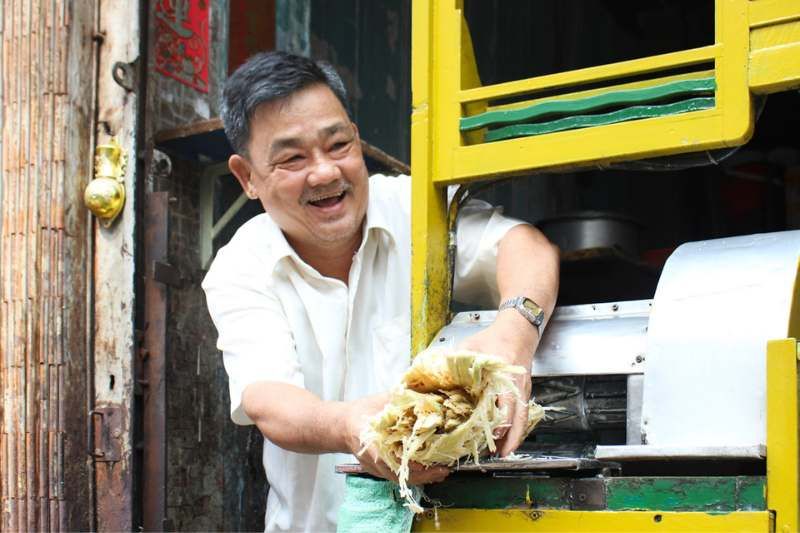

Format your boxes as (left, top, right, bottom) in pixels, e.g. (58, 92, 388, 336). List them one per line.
(499, 296, 545, 337)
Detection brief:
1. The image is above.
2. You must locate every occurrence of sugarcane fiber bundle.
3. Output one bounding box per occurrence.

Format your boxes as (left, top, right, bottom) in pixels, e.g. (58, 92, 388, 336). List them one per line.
(360, 348, 545, 512)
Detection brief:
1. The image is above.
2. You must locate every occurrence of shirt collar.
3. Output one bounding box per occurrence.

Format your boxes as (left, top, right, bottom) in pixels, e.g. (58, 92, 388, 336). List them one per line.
(259, 215, 300, 276)
(363, 181, 398, 245)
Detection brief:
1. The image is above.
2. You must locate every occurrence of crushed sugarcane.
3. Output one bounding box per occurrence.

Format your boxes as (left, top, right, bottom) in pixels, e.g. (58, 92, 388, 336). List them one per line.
(359, 348, 545, 513)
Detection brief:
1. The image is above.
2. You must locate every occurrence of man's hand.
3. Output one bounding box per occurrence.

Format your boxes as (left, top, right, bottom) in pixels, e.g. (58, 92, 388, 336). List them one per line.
(242, 382, 449, 485)
(457, 307, 539, 457)
(343, 393, 450, 485)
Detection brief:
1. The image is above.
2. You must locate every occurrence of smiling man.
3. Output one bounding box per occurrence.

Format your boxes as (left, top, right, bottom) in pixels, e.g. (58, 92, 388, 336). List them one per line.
(202, 51, 559, 532)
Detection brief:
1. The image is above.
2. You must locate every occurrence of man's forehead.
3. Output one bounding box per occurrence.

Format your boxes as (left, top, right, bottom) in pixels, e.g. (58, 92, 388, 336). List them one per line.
(264, 120, 352, 153)
(269, 119, 350, 138)
(249, 88, 350, 148)
(251, 85, 346, 124)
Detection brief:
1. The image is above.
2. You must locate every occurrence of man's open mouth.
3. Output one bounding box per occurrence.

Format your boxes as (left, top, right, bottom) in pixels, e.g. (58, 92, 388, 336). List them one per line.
(307, 191, 346, 208)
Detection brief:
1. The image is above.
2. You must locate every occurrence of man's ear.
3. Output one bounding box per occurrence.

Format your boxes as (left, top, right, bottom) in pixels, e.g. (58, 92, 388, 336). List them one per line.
(229, 154, 258, 199)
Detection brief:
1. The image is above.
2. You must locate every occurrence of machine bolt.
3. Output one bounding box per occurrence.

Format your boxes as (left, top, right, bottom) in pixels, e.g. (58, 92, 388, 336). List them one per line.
(470, 312, 481, 321)
(635, 355, 645, 363)
(611, 304, 619, 311)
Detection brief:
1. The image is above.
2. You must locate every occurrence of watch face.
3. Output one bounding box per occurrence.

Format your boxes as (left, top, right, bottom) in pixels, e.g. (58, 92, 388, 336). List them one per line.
(522, 298, 544, 323)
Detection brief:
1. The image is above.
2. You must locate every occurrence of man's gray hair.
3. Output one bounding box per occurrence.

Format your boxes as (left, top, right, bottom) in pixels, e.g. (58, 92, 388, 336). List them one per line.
(220, 51, 350, 156)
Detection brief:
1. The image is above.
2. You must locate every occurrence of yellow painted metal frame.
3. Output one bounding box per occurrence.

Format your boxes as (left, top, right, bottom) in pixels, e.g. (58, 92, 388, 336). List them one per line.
(410, 1, 800, 530)
(416, 510, 770, 532)
(423, 0, 755, 188)
(767, 338, 799, 533)
(411, 0, 800, 353)
(415, 0, 800, 186)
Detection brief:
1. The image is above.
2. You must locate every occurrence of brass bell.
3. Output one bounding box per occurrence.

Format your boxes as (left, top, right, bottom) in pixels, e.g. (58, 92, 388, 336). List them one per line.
(85, 138, 127, 227)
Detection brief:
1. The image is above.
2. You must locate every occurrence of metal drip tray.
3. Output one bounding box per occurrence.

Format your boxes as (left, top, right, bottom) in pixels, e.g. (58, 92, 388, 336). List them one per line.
(335, 454, 617, 475)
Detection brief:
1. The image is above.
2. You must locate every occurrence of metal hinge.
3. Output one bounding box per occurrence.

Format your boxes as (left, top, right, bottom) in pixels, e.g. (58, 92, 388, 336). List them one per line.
(112, 58, 139, 92)
(89, 406, 123, 462)
(570, 478, 607, 510)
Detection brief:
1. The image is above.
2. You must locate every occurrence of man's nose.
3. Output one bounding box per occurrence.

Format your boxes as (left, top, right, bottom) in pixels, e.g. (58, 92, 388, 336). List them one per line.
(306, 154, 342, 187)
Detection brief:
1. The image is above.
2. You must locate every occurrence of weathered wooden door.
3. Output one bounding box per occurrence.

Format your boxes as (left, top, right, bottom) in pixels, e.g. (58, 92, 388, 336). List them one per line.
(0, 1, 141, 530)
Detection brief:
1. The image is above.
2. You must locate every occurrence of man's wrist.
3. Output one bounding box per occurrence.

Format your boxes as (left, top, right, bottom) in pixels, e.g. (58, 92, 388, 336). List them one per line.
(497, 307, 540, 339)
(494, 308, 539, 366)
(499, 296, 545, 338)
(324, 400, 358, 455)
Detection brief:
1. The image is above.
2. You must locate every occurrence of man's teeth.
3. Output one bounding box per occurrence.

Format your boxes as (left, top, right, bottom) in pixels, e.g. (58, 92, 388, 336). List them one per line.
(309, 192, 344, 203)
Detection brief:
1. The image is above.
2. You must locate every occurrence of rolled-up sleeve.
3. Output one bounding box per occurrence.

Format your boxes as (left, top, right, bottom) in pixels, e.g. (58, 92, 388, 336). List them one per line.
(202, 246, 303, 425)
(453, 199, 526, 308)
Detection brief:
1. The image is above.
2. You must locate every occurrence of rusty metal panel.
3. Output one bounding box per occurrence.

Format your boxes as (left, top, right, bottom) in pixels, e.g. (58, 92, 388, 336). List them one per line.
(90, 407, 125, 462)
(0, 1, 97, 531)
(141, 191, 169, 531)
(91, 0, 143, 529)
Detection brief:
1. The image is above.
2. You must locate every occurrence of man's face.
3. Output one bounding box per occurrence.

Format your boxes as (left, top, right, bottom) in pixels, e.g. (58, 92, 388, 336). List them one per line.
(230, 84, 369, 254)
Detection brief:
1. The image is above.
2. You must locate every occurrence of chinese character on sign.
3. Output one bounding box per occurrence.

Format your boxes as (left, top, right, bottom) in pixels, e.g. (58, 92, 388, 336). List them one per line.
(154, 0, 210, 93)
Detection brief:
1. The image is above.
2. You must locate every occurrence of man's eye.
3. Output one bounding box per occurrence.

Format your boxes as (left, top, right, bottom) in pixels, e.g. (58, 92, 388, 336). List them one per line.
(277, 155, 305, 168)
(330, 140, 352, 154)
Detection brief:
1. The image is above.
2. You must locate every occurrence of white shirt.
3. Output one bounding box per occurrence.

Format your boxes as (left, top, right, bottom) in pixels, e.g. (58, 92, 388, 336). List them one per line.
(202, 174, 523, 532)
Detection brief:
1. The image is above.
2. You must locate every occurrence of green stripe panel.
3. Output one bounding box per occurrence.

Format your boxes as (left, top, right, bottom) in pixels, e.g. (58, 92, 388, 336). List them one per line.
(422, 476, 765, 511)
(460, 76, 716, 131)
(606, 477, 766, 512)
(483, 96, 715, 142)
(424, 477, 571, 510)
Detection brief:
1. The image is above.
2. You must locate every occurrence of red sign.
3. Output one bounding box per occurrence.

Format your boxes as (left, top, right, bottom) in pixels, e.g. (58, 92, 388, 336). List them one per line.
(154, 0, 210, 93)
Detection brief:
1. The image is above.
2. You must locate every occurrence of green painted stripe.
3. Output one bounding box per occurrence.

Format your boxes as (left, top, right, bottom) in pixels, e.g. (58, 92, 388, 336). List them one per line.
(422, 476, 766, 511)
(736, 477, 767, 511)
(460, 76, 716, 131)
(424, 477, 571, 510)
(483, 96, 715, 142)
(606, 477, 766, 512)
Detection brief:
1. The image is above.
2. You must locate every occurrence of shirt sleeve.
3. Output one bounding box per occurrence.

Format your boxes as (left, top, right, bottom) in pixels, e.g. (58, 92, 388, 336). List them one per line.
(452, 199, 527, 308)
(202, 245, 304, 426)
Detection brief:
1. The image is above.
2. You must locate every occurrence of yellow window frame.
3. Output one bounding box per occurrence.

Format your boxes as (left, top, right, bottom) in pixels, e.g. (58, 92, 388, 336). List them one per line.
(421, 0, 753, 186)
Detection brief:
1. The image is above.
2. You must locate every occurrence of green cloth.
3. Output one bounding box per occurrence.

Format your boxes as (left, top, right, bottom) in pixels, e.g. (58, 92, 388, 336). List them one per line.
(337, 475, 419, 533)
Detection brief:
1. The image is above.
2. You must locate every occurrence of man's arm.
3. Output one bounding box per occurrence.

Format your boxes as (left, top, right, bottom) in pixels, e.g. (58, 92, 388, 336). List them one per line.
(241, 381, 353, 453)
(241, 381, 449, 483)
(458, 223, 559, 456)
(495, 223, 559, 344)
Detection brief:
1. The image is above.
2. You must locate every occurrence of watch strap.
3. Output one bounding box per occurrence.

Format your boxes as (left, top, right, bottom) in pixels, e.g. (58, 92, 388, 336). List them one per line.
(499, 296, 545, 337)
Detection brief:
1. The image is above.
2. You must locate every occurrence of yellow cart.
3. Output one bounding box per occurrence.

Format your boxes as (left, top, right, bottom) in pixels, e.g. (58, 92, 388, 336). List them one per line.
(409, 1, 800, 530)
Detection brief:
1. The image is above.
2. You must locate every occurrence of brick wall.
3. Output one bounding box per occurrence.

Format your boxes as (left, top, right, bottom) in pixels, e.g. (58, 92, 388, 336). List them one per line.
(144, 0, 269, 529)
(153, 156, 266, 531)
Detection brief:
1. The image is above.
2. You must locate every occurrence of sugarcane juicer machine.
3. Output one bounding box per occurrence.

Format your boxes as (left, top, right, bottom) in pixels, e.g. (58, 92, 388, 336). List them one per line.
(403, 1, 800, 531)
(423, 232, 799, 532)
